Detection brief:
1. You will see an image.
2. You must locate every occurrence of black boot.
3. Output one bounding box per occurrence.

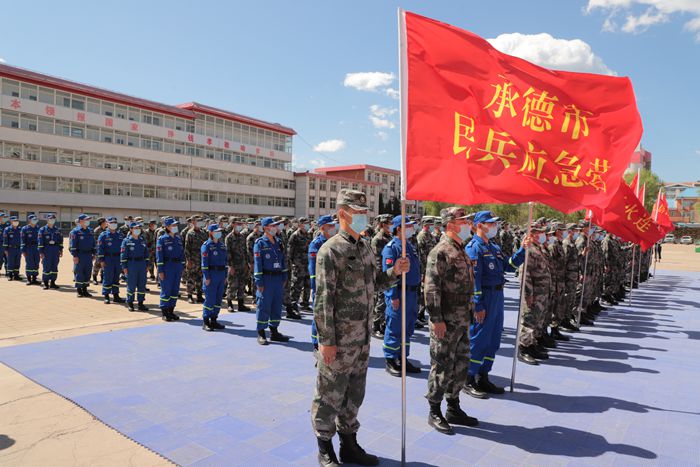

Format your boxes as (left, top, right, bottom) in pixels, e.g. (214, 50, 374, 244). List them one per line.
(560, 319, 579, 332)
(539, 334, 557, 349)
(428, 403, 454, 435)
(385, 358, 401, 377)
(478, 373, 505, 395)
(463, 375, 488, 399)
(137, 303, 148, 311)
(317, 438, 340, 467)
(269, 327, 289, 342)
(77, 287, 85, 297)
(83, 287, 93, 298)
(237, 299, 250, 312)
(127, 302, 135, 311)
(196, 292, 204, 303)
(113, 294, 125, 303)
(92, 274, 98, 285)
(227, 299, 236, 312)
(445, 399, 479, 426)
(211, 316, 225, 330)
(372, 324, 384, 340)
(26, 278, 32, 286)
(169, 308, 180, 321)
(550, 327, 570, 341)
(188, 294, 195, 304)
(405, 360, 422, 374)
(42, 280, 50, 290)
(50, 280, 59, 289)
(202, 317, 214, 332)
(162, 308, 174, 322)
(286, 305, 302, 320)
(257, 329, 269, 345)
(104, 295, 111, 304)
(338, 432, 378, 466)
(518, 346, 539, 365)
(532, 344, 549, 360)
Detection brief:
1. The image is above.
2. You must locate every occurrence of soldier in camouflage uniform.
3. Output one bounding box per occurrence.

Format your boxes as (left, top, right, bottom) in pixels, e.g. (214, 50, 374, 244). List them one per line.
(144, 220, 158, 281)
(185, 216, 208, 303)
(601, 231, 620, 304)
(246, 220, 262, 298)
(92, 217, 107, 285)
(416, 216, 436, 327)
(517, 223, 551, 364)
(369, 215, 392, 339)
(279, 217, 292, 311)
(225, 218, 250, 312)
(288, 217, 311, 319)
(560, 224, 582, 332)
(119, 215, 133, 238)
(179, 217, 194, 286)
(498, 222, 514, 257)
(575, 221, 596, 325)
(547, 223, 570, 341)
(423, 207, 479, 435)
(311, 189, 408, 467)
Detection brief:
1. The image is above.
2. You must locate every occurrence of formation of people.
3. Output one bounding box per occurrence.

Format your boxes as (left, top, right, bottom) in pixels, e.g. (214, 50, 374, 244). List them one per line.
(0, 197, 656, 467)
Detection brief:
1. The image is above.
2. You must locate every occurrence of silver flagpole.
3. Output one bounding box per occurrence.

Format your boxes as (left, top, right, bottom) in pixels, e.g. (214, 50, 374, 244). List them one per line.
(628, 244, 636, 306)
(576, 216, 593, 325)
(399, 200, 407, 466)
(652, 188, 661, 279)
(510, 201, 533, 393)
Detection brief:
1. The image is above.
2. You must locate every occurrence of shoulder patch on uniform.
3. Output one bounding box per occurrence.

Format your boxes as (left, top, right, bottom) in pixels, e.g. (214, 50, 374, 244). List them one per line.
(202, 251, 208, 257)
(386, 258, 394, 265)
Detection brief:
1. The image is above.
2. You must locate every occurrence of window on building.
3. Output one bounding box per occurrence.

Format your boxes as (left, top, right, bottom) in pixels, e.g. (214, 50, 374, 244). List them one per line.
(101, 101, 114, 117)
(100, 128, 113, 143)
(39, 117, 54, 134)
(319, 198, 326, 209)
(330, 198, 336, 209)
(309, 178, 316, 189)
(128, 107, 140, 122)
(56, 120, 71, 137)
(55, 91, 71, 107)
(1, 110, 19, 128)
(2, 79, 20, 97)
(115, 132, 126, 145)
(115, 105, 127, 119)
(23, 146, 40, 161)
(309, 198, 315, 208)
(2, 173, 20, 189)
(87, 98, 100, 114)
(41, 176, 57, 192)
(71, 96, 85, 110)
(20, 84, 38, 101)
(41, 148, 57, 163)
(70, 123, 85, 139)
(20, 115, 37, 131)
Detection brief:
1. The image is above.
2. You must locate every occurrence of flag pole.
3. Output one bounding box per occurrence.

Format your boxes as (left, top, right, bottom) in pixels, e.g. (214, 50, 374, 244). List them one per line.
(576, 214, 593, 325)
(397, 8, 408, 466)
(510, 201, 533, 392)
(628, 244, 636, 306)
(652, 188, 661, 278)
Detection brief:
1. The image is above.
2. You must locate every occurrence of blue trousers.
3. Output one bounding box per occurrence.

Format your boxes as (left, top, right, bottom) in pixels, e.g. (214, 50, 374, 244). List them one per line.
(6, 248, 21, 275)
(255, 275, 283, 330)
(41, 249, 60, 282)
(102, 258, 121, 296)
(159, 264, 183, 310)
(24, 249, 39, 278)
(468, 290, 504, 375)
(73, 254, 93, 288)
(311, 320, 318, 345)
(203, 271, 225, 319)
(383, 290, 418, 360)
(125, 261, 147, 304)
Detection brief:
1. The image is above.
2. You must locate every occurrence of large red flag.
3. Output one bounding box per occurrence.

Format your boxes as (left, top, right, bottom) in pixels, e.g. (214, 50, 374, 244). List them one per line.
(591, 182, 664, 250)
(400, 11, 643, 213)
(656, 192, 675, 233)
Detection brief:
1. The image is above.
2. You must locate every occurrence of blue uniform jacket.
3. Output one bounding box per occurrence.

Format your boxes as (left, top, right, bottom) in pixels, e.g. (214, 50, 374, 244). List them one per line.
(466, 235, 525, 313)
(20, 225, 39, 253)
(3, 226, 21, 249)
(38, 226, 63, 252)
(201, 239, 227, 281)
(97, 230, 124, 260)
(253, 235, 287, 287)
(69, 226, 96, 257)
(308, 234, 328, 295)
(120, 235, 148, 266)
(156, 233, 185, 274)
(382, 237, 421, 300)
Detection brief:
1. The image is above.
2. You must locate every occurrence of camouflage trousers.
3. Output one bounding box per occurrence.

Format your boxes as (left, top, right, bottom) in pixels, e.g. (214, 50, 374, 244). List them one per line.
(576, 274, 596, 310)
(563, 282, 578, 320)
(147, 253, 155, 278)
(186, 260, 202, 295)
(519, 291, 549, 347)
(311, 344, 369, 441)
(548, 280, 567, 327)
(290, 263, 310, 306)
(372, 292, 386, 332)
(93, 256, 103, 279)
(425, 320, 469, 404)
(226, 266, 248, 301)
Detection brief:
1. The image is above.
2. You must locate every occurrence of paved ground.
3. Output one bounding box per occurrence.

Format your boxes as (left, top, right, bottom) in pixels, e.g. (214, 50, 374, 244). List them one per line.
(0, 243, 698, 466)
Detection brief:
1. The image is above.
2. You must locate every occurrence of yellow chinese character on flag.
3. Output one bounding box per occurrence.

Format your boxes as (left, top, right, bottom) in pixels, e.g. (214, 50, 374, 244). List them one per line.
(476, 128, 518, 169)
(553, 150, 585, 187)
(586, 158, 610, 192)
(517, 142, 550, 182)
(634, 216, 652, 233)
(624, 203, 638, 221)
(561, 104, 592, 140)
(453, 112, 475, 159)
(521, 87, 559, 132)
(484, 76, 519, 119)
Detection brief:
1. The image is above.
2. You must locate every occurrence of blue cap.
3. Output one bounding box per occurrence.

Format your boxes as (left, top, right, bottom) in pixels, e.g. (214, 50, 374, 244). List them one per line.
(28, 214, 38, 221)
(474, 211, 500, 224)
(106, 216, 117, 223)
(46, 213, 56, 220)
(391, 215, 416, 230)
(164, 217, 178, 227)
(77, 214, 92, 221)
(260, 217, 281, 227)
(317, 215, 334, 227)
(0, 212, 6, 217)
(129, 222, 142, 229)
(207, 224, 222, 233)
(10, 216, 18, 221)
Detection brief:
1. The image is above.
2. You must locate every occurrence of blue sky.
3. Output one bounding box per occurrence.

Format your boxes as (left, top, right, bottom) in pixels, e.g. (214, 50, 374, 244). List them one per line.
(1, 0, 698, 182)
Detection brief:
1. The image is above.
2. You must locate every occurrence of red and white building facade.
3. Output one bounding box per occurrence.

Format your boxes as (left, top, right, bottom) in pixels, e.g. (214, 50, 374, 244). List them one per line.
(0, 64, 296, 224)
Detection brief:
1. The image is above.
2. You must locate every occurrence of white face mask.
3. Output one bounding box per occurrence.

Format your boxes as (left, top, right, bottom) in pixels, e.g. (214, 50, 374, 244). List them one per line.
(547, 236, 556, 245)
(29, 219, 38, 225)
(485, 224, 498, 239)
(404, 227, 415, 238)
(573, 232, 580, 241)
(457, 224, 472, 242)
(234, 225, 243, 233)
(197, 221, 205, 229)
(247, 223, 254, 230)
(327, 226, 337, 237)
(47, 219, 56, 226)
(109, 223, 118, 230)
(12, 221, 19, 227)
(132, 229, 141, 236)
(79, 221, 88, 228)
(170, 226, 179, 234)
(562, 231, 569, 241)
(268, 227, 278, 236)
(213, 231, 222, 240)
(538, 233, 547, 244)
(222, 223, 229, 229)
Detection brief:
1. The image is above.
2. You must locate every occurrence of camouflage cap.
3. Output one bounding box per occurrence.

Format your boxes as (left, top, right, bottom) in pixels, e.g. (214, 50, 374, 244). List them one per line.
(535, 216, 547, 225)
(217, 215, 229, 222)
(96, 217, 106, 224)
(529, 222, 547, 232)
(375, 214, 392, 224)
(337, 189, 368, 210)
(298, 217, 309, 223)
(440, 207, 468, 224)
(421, 216, 435, 226)
(565, 222, 577, 230)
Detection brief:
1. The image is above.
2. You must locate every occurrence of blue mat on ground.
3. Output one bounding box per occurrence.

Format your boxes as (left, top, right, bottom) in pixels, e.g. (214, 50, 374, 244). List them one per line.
(1, 269, 700, 466)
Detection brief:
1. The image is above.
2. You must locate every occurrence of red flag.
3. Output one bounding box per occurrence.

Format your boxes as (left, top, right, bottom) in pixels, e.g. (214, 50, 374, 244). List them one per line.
(656, 192, 675, 233)
(401, 11, 643, 213)
(628, 170, 640, 197)
(591, 182, 664, 250)
(638, 182, 646, 205)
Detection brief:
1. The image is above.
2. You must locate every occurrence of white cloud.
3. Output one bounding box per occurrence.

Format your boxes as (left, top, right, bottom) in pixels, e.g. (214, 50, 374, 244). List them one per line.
(369, 116, 395, 129)
(313, 139, 346, 153)
(0, 57, 5, 63)
(369, 105, 397, 118)
(586, 0, 700, 40)
(487, 32, 616, 75)
(309, 158, 327, 168)
(375, 131, 389, 141)
(369, 105, 397, 129)
(343, 72, 395, 92)
(384, 88, 400, 99)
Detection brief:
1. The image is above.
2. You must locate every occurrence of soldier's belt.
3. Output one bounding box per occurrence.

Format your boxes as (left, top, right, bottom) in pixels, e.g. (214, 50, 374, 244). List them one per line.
(262, 270, 284, 276)
(208, 265, 226, 271)
(103, 253, 120, 257)
(481, 284, 504, 291)
(165, 258, 183, 262)
(127, 257, 147, 261)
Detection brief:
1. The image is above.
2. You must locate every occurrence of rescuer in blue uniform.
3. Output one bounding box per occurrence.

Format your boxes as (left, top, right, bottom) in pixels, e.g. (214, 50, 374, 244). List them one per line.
(70, 214, 96, 297)
(201, 223, 228, 331)
(156, 217, 184, 322)
(309, 215, 336, 350)
(382, 215, 423, 377)
(97, 216, 125, 304)
(0, 212, 7, 276)
(120, 222, 149, 311)
(20, 214, 40, 285)
(464, 211, 528, 398)
(3, 216, 22, 281)
(254, 217, 289, 345)
(38, 213, 63, 289)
